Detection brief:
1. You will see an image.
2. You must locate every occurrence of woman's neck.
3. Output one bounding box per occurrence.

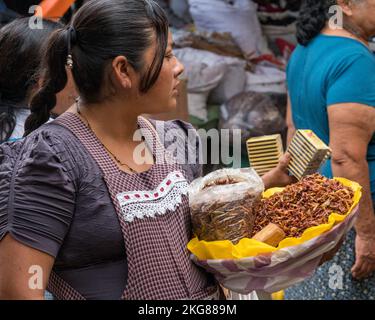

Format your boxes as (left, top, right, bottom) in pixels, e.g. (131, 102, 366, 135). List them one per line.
(75, 98, 140, 144)
(322, 24, 369, 48)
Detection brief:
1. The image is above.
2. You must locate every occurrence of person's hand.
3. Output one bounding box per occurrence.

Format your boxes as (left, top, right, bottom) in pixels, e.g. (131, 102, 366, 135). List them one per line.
(261, 153, 297, 189)
(351, 234, 375, 280)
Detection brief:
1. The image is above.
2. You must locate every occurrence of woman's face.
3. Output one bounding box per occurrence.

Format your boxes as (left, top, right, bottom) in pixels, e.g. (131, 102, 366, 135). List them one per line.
(350, 0, 375, 37)
(132, 31, 185, 115)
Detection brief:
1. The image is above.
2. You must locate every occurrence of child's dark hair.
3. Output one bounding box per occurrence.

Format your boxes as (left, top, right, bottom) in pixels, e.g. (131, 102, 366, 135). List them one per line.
(0, 17, 62, 142)
(24, 0, 169, 136)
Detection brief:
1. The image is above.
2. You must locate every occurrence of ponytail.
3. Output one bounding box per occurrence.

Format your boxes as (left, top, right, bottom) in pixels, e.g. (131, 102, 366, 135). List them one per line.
(297, 0, 336, 46)
(24, 28, 70, 136)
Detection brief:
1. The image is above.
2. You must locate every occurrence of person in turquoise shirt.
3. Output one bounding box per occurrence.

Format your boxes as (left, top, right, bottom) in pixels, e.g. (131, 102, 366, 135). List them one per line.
(286, 0, 375, 299)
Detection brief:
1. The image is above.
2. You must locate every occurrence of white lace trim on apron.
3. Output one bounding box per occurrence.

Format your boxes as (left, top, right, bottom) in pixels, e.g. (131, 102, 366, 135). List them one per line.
(116, 170, 189, 222)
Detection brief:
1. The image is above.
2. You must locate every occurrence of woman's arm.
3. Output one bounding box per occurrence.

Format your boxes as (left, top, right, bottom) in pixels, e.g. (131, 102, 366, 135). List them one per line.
(0, 234, 54, 299)
(286, 94, 296, 146)
(328, 103, 375, 279)
(261, 95, 296, 189)
(0, 131, 76, 299)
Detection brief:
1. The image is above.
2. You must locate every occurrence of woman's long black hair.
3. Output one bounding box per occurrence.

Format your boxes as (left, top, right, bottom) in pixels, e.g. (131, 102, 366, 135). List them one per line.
(297, 0, 337, 46)
(24, 0, 169, 136)
(0, 17, 62, 142)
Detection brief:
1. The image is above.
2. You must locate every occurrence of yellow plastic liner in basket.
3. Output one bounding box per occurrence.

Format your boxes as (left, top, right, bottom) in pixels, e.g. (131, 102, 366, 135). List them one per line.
(187, 177, 362, 260)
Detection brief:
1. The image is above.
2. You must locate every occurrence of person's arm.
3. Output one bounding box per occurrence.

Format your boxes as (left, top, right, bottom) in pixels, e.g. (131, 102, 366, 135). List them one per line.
(261, 95, 296, 188)
(286, 94, 296, 146)
(0, 234, 54, 300)
(0, 132, 76, 299)
(328, 103, 375, 279)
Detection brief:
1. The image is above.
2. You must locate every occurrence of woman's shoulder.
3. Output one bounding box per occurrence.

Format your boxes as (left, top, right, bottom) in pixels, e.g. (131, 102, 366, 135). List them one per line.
(316, 35, 374, 63)
(292, 34, 372, 60)
(23, 122, 79, 155)
(324, 41, 375, 83)
(2, 121, 87, 181)
(0, 121, 82, 259)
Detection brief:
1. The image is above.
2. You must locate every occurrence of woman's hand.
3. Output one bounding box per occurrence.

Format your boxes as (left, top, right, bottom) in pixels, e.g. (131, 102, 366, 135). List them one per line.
(351, 233, 375, 280)
(261, 153, 296, 190)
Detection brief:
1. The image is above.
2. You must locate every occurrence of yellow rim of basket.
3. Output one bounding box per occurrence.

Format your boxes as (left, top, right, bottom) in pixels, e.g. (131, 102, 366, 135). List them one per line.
(187, 177, 362, 260)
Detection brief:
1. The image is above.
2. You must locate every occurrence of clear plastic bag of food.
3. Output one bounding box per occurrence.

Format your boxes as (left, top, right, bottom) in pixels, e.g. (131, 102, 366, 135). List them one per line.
(189, 168, 264, 244)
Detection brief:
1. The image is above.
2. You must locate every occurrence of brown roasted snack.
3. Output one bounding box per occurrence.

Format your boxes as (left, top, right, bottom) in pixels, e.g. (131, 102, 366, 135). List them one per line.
(252, 174, 354, 238)
(190, 168, 264, 244)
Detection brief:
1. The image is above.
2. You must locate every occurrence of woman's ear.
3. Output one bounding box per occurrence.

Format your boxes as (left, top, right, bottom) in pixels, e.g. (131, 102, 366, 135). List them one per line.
(112, 56, 132, 90)
(337, 0, 354, 16)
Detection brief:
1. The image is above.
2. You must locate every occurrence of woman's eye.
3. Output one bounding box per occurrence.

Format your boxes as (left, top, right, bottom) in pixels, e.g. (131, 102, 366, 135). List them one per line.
(165, 53, 174, 60)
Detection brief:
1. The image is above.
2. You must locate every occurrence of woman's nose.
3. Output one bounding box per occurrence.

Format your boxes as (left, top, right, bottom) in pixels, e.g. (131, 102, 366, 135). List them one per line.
(175, 58, 184, 78)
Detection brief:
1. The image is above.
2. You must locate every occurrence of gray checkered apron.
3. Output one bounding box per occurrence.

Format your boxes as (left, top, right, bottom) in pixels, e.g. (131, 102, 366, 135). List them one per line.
(48, 112, 218, 300)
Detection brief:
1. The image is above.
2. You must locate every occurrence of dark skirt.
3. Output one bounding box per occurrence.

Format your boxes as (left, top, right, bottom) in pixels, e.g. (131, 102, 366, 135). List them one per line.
(285, 228, 375, 300)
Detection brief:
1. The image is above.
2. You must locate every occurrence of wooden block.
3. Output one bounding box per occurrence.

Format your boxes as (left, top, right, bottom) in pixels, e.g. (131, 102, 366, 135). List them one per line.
(247, 134, 284, 175)
(252, 223, 286, 247)
(287, 129, 331, 180)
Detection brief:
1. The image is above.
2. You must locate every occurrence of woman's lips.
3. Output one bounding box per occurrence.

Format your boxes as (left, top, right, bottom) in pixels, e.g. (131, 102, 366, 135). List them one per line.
(172, 82, 180, 96)
(173, 81, 180, 90)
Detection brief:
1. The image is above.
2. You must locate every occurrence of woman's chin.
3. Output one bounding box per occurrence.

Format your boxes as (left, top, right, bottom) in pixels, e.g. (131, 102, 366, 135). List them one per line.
(166, 101, 178, 112)
(147, 102, 177, 116)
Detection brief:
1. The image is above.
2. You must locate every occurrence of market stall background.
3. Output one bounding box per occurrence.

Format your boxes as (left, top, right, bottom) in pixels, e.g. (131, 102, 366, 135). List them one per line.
(2, 0, 373, 175)
(1, 0, 374, 302)
(162, 0, 301, 174)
